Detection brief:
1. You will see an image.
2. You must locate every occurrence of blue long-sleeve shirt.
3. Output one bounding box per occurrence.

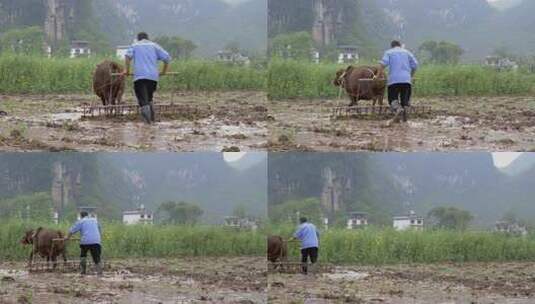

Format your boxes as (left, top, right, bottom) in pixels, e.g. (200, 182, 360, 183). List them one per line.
(69, 217, 102, 245)
(294, 222, 320, 249)
(126, 39, 171, 82)
(380, 46, 419, 86)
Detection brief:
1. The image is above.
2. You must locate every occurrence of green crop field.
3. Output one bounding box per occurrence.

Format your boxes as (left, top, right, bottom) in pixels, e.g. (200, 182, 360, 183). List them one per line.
(267, 59, 535, 100)
(0, 220, 265, 261)
(270, 226, 535, 265)
(0, 55, 266, 94)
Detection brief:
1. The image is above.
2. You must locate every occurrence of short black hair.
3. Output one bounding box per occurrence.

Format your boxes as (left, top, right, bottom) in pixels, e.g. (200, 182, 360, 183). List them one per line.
(391, 40, 402, 48)
(80, 211, 88, 218)
(137, 32, 149, 41)
(299, 217, 308, 224)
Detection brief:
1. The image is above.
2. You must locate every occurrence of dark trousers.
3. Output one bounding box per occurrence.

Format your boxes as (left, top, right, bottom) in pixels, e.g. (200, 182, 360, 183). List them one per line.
(388, 83, 412, 107)
(134, 79, 158, 107)
(301, 247, 318, 274)
(80, 244, 101, 264)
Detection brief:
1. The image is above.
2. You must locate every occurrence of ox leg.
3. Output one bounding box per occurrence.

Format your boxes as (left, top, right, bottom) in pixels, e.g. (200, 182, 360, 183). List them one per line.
(28, 251, 34, 268)
(99, 95, 106, 107)
(348, 96, 358, 107)
(52, 256, 58, 270)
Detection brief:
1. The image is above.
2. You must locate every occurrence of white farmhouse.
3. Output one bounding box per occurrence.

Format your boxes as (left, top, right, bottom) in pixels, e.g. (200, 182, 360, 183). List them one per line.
(123, 205, 153, 225)
(347, 212, 368, 229)
(77, 206, 98, 220)
(70, 41, 91, 58)
(495, 221, 528, 236)
(216, 50, 250, 66)
(393, 211, 424, 231)
(338, 45, 359, 64)
(116, 46, 130, 60)
(224, 216, 258, 230)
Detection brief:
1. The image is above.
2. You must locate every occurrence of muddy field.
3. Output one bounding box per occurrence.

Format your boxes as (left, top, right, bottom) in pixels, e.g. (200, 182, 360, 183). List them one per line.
(268, 96, 535, 151)
(0, 257, 266, 304)
(0, 91, 268, 152)
(268, 262, 535, 303)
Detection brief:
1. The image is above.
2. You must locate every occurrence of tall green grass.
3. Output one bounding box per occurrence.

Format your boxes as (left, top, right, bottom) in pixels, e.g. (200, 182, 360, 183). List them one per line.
(0, 55, 266, 94)
(267, 59, 535, 100)
(0, 220, 265, 261)
(270, 226, 535, 265)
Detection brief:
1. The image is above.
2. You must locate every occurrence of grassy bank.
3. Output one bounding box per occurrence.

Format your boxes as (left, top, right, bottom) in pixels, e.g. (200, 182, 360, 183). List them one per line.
(267, 59, 535, 100)
(270, 226, 535, 265)
(0, 220, 265, 260)
(0, 55, 266, 94)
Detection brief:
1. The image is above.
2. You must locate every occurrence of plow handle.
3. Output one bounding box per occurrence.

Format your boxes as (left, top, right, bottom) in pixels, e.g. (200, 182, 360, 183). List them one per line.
(52, 238, 80, 242)
(111, 72, 180, 77)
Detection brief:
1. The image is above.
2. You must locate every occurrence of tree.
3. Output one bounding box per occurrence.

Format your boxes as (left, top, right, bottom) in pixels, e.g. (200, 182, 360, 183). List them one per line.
(153, 36, 197, 60)
(501, 211, 518, 223)
(0, 192, 53, 221)
(427, 206, 473, 230)
(232, 204, 248, 218)
(157, 201, 203, 225)
(269, 198, 323, 224)
(270, 31, 314, 60)
(418, 40, 464, 64)
(224, 41, 242, 54)
(0, 26, 45, 55)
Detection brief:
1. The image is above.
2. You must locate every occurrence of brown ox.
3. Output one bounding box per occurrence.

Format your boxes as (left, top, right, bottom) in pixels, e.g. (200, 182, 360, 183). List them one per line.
(93, 60, 126, 106)
(267, 235, 287, 263)
(20, 227, 67, 269)
(333, 65, 386, 107)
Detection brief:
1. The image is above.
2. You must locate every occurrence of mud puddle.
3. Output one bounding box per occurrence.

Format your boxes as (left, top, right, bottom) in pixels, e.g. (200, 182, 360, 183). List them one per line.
(0, 257, 266, 304)
(0, 91, 268, 151)
(268, 96, 535, 151)
(268, 262, 535, 304)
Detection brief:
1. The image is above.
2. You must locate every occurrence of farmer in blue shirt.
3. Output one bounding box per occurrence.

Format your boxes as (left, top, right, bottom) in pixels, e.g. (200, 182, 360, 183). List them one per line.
(124, 32, 171, 124)
(66, 211, 103, 276)
(379, 40, 419, 122)
(290, 217, 320, 274)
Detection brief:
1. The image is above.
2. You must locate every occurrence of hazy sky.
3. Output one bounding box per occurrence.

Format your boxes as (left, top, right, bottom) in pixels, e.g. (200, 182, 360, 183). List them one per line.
(492, 152, 522, 168)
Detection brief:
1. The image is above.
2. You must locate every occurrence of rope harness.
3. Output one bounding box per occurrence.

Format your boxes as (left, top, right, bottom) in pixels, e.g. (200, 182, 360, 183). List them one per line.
(337, 67, 384, 100)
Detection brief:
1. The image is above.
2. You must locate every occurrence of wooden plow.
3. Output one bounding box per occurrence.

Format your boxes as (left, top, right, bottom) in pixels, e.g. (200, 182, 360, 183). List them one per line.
(27, 238, 108, 274)
(331, 105, 432, 120)
(268, 262, 334, 274)
(28, 260, 109, 274)
(81, 103, 210, 119)
(28, 260, 79, 273)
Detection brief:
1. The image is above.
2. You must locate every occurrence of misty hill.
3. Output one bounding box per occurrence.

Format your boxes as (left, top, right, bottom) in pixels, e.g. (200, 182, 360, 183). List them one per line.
(268, 153, 535, 227)
(0, 0, 266, 57)
(98, 0, 266, 57)
(0, 153, 267, 223)
(363, 0, 534, 59)
(269, 0, 534, 60)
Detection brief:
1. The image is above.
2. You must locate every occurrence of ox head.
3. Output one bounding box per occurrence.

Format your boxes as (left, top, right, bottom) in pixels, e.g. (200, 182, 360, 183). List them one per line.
(333, 66, 354, 87)
(20, 229, 35, 245)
